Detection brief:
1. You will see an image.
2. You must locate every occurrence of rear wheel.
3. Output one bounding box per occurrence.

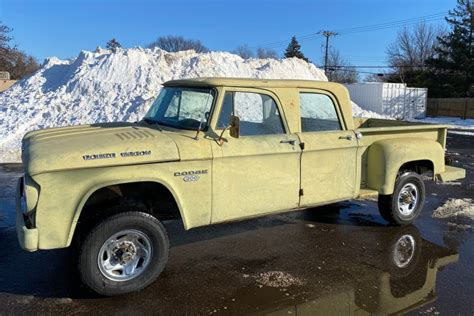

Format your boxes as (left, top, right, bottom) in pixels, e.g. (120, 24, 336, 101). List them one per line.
(78, 211, 169, 296)
(378, 171, 425, 225)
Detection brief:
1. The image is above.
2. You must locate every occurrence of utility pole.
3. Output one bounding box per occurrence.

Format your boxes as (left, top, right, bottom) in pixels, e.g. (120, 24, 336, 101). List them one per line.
(318, 31, 338, 75)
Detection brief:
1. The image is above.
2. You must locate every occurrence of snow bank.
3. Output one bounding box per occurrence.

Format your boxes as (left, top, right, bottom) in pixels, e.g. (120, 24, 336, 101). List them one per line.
(432, 198, 474, 222)
(351, 101, 393, 119)
(0, 47, 386, 162)
(249, 271, 304, 288)
(0, 47, 329, 162)
(409, 117, 474, 130)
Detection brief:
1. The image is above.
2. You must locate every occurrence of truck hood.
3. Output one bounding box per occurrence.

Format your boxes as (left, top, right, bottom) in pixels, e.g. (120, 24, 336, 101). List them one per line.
(22, 122, 180, 175)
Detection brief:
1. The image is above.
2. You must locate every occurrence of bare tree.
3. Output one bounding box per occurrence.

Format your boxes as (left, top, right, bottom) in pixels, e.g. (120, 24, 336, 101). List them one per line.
(7, 52, 39, 79)
(233, 44, 254, 59)
(147, 35, 209, 53)
(364, 73, 385, 82)
(256, 47, 278, 59)
(325, 48, 358, 83)
(0, 21, 39, 79)
(0, 22, 14, 61)
(386, 22, 445, 81)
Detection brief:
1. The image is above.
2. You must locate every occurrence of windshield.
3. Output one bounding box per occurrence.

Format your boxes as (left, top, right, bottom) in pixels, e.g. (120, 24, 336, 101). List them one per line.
(144, 87, 215, 130)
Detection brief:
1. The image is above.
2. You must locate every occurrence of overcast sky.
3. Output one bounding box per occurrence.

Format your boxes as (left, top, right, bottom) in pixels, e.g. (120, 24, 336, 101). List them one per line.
(0, 0, 454, 76)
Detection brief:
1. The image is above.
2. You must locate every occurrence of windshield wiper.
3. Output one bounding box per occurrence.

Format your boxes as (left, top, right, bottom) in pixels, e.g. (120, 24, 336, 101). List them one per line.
(142, 118, 163, 131)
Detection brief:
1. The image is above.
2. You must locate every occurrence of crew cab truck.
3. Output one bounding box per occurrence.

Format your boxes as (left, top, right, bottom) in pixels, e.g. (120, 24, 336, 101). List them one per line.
(16, 78, 465, 296)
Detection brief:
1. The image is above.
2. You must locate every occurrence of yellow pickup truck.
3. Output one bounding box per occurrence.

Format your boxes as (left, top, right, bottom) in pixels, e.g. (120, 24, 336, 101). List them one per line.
(16, 78, 465, 295)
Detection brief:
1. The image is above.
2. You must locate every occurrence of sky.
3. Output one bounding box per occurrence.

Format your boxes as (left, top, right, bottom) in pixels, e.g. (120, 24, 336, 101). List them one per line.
(0, 0, 455, 78)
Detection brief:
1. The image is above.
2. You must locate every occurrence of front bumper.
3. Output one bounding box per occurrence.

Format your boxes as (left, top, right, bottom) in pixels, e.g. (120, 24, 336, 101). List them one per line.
(16, 177, 39, 252)
(435, 166, 466, 182)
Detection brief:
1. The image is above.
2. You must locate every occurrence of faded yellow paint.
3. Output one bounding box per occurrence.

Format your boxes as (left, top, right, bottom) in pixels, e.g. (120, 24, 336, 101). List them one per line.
(16, 77, 465, 251)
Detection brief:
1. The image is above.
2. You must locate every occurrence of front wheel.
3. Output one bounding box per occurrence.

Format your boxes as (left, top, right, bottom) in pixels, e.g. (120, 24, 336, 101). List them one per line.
(378, 171, 425, 225)
(78, 211, 169, 296)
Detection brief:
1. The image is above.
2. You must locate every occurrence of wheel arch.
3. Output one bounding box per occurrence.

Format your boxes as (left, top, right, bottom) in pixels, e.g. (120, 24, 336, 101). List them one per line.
(67, 178, 186, 246)
(367, 138, 444, 195)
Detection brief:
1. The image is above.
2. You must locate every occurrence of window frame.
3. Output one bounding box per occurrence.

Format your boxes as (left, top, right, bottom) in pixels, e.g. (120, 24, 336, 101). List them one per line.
(214, 87, 289, 137)
(151, 85, 219, 132)
(297, 89, 346, 133)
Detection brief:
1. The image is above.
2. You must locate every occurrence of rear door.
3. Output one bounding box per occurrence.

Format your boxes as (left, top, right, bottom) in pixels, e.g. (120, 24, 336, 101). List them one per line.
(297, 91, 358, 206)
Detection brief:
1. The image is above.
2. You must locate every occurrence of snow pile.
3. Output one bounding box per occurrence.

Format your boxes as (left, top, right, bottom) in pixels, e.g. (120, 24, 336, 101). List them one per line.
(351, 101, 393, 119)
(0, 47, 390, 162)
(432, 198, 474, 221)
(409, 117, 474, 131)
(249, 271, 304, 288)
(0, 47, 329, 162)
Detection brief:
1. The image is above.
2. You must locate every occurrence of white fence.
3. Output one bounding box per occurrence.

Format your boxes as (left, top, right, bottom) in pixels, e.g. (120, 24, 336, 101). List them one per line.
(345, 82, 427, 119)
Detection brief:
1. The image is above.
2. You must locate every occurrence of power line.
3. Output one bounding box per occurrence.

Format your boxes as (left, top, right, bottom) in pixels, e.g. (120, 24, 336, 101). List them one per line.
(251, 11, 447, 49)
(326, 68, 385, 75)
(334, 12, 446, 34)
(327, 65, 425, 68)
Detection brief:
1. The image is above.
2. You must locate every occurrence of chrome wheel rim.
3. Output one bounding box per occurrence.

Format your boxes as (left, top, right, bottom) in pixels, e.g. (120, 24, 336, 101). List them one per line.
(397, 183, 418, 216)
(392, 234, 416, 268)
(98, 229, 153, 281)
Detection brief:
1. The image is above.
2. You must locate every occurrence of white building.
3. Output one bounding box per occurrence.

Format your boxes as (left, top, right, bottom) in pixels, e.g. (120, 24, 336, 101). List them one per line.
(344, 82, 427, 119)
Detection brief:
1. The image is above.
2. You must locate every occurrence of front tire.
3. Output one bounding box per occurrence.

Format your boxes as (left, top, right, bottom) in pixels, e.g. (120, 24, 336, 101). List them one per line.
(378, 171, 425, 225)
(78, 211, 169, 296)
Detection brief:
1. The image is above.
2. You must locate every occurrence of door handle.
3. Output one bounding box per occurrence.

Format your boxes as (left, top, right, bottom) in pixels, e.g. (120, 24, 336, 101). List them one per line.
(280, 139, 296, 145)
(339, 135, 354, 141)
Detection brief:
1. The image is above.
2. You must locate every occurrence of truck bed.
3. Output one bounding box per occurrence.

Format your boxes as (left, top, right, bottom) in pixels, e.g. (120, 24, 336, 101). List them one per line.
(353, 118, 448, 148)
(354, 117, 443, 129)
(353, 118, 451, 190)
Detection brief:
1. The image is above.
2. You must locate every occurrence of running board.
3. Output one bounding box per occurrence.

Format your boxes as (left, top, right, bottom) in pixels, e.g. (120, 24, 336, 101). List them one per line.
(358, 189, 379, 199)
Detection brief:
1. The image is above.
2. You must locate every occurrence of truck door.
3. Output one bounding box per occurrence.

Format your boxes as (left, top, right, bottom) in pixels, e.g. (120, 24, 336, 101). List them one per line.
(211, 89, 301, 223)
(296, 91, 358, 206)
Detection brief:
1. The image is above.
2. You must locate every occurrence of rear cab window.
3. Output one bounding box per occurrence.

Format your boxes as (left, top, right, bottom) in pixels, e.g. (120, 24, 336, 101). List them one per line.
(299, 92, 343, 132)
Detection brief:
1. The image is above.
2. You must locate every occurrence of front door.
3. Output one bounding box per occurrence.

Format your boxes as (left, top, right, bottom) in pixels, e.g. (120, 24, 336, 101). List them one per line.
(211, 89, 301, 223)
(296, 91, 358, 206)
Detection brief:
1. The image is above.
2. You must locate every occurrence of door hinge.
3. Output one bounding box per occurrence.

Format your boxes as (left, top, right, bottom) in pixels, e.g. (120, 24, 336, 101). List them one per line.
(299, 189, 304, 196)
(299, 142, 305, 150)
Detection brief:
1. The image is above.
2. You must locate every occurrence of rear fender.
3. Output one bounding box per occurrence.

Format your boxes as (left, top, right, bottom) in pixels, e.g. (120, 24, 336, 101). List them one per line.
(367, 138, 444, 195)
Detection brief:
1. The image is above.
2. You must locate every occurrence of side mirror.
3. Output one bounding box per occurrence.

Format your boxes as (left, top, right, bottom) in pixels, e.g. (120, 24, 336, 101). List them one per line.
(229, 115, 240, 138)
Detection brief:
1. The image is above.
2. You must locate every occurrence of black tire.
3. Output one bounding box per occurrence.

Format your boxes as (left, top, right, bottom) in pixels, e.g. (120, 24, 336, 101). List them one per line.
(378, 171, 425, 225)
(78, 211, 169, 296)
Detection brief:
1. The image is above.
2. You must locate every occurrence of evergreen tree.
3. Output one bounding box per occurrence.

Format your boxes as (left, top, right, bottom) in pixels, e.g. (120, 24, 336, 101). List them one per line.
(284, 36, 309, 62)
(427, 0, 473, 97)
(106, 38, 122, 52)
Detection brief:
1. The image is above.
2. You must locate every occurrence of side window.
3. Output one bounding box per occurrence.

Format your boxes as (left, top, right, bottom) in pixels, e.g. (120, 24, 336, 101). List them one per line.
(300, 93, 342, 132)
(217, 91, 285, 136)
(217, 92, 233, 128)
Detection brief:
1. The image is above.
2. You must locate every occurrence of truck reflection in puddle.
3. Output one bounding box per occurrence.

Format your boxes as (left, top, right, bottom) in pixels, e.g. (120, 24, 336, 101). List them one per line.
(227, 225, 458, 315)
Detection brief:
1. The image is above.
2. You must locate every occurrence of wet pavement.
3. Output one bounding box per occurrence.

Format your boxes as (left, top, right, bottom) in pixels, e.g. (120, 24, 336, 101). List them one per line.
(0, 131, 473, 315)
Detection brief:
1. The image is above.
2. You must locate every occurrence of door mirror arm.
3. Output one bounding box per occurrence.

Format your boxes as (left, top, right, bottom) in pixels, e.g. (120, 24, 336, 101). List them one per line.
(217, 115, 240, 146)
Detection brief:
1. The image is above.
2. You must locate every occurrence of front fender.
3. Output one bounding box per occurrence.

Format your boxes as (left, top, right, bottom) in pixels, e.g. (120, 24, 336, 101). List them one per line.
(367, 138, 444, 195)
(32, 160, 212, 250)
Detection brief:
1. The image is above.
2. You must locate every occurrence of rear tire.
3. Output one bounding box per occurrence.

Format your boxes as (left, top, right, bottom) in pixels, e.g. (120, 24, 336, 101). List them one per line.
(378, 171, 425, 225)
(78, 211, 169, 296)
